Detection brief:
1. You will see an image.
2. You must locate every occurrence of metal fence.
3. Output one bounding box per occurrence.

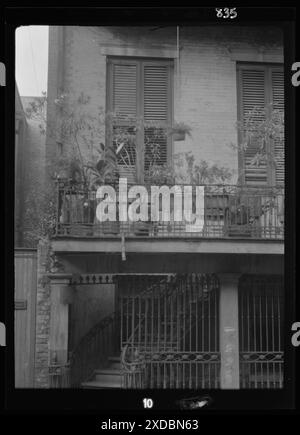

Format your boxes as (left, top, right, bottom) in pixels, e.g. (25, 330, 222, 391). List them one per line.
(119, 274, 220, 389)
(239, 275, 284, 389)
(54, 181, 284, 240)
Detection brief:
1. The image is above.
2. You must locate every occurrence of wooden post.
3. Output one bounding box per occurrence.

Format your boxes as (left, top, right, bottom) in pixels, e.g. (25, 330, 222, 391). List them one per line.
(48, 274, 73, 364)
(218, 273, 240, 389)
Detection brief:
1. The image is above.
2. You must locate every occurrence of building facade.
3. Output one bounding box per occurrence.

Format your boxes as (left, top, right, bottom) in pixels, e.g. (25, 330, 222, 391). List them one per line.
(32, 25, 284, 389)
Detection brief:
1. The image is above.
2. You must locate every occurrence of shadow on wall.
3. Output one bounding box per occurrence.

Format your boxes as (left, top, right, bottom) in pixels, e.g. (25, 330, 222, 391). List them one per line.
(69, 283, 115, 350)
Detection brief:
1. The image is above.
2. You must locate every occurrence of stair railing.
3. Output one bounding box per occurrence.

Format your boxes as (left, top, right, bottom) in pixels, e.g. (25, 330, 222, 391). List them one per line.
(69, 310, 120, 387)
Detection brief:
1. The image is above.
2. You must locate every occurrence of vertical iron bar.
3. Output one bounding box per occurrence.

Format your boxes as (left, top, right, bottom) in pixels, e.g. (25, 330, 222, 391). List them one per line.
(271, 286, 275, 352)
(183, 277, 186, 351)
(266, 286, 269, 388)
(158, 285, 161, 355)
(215, 280, 217, 352)
(253, 284, 257, 388)
(164, 282, 167, 351)
(208, 277, 211, 354)
(189, 277, 192, 353)
(196, 277, 198, 353)
(139, 290, 141, 349)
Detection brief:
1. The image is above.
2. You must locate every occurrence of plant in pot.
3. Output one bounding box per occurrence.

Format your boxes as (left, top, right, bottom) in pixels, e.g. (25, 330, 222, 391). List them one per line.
(130, 123, 171, 236)
(174, 152, 233, 237)
(56, 156, 94, 236)
(26, 91, 125, 238)
(115, 119, 167, 236)
(85, 142, 120, 235)
(111, 121, 140, 236)
(168, 122, 192, 141)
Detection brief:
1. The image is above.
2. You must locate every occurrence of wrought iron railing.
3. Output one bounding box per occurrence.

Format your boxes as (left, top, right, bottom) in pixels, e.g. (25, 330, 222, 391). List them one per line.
(238, 275, 284, 389)
(120, 276, 178, 388)
(54, 181, 284, 240)
(121, 348, 220, 389)
(121, 344, 146, 388)
(142, 352, 220, 389)
(119, 275, 177, 349)
(69, 311, 120, 388)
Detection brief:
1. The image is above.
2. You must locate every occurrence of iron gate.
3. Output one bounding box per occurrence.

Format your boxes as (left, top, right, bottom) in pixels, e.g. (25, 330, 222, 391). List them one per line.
(118, 274, 220, 389)
(239, 275, 284, 388)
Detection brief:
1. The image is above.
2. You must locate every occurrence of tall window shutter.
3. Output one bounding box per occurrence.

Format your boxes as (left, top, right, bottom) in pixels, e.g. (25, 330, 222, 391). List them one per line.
(108, 58, 173, 182)
(240, 68, 267, 185)
(110, 61, 138, 183)
(143, 63, 171, 170)
(271, 69, 284, 185)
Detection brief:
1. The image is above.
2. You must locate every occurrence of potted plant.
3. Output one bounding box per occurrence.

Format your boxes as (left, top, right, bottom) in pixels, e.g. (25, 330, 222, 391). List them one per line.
(85, 142, 120, 235)
(168, 122, 192, 141)
(225, 191, 263, 238)
(174, 152, 234, 237)
(56, 156, 95, 236)
(144, 163, 179, 236)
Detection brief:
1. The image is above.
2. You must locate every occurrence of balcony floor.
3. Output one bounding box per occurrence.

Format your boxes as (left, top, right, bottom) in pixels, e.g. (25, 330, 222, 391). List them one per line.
(51, 236, 283, 255)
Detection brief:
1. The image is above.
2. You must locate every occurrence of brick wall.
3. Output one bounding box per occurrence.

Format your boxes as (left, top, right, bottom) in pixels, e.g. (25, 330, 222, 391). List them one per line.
(46, 26, 283, 182)
(34, 240, 51, 388)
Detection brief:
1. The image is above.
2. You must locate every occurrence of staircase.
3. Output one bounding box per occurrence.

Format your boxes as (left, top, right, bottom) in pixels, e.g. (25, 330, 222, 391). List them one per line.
(81, 356, 122, 389)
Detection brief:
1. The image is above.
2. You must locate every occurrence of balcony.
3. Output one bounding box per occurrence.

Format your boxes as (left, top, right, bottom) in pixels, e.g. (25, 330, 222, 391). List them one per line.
(53, 181, 284, 242)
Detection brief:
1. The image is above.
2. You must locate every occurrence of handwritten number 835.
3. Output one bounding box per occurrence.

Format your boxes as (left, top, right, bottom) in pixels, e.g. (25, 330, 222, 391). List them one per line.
(216, 8, 237, 19)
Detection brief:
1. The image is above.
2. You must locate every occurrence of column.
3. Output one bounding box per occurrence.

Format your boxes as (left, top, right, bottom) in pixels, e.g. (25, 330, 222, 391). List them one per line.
(48, 273, 73, 364)
(218, 273, 240, 389)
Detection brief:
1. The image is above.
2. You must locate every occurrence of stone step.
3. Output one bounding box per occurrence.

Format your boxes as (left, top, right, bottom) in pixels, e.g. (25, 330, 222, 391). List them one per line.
(81, 378, 121, 389)
(94, 369, 122, 383)
(107, 356, 121, 370)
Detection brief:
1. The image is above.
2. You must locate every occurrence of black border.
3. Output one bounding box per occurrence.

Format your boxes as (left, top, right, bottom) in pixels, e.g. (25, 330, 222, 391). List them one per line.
(1, 5, 298, 416)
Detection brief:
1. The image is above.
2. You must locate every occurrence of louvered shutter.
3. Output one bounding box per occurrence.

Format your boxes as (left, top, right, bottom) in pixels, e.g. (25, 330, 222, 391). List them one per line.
(108, 58, 172, 182)
(271, 69, 284, 185)
(110, 61, 138, 183)
(240, 68, 268, 185)
(113, 63, 137, 119)
(143, 63, 171, 170)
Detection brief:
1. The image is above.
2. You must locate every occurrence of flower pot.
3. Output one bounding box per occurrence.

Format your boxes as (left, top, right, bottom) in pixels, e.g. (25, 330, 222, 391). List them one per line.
(102, 221, 120, 235)
(172, 132, 185, 141)
(226, 224, 252, 238)
(133, 221, 151, 236)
